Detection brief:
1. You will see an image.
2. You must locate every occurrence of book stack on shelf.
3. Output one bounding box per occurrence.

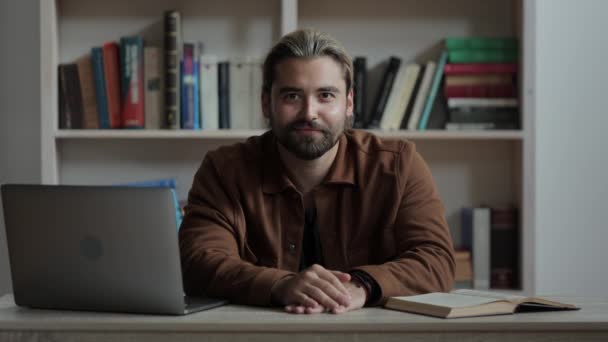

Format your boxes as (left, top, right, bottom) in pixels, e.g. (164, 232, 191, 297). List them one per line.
(58, 10, 264, 131)
(443, 37, 520, 131)
(460, 206, 520, 290)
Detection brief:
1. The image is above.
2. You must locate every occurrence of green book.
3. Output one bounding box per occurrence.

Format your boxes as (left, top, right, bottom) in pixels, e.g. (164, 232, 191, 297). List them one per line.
(448, 49, 518, 63)
(445, 37, 518, 50)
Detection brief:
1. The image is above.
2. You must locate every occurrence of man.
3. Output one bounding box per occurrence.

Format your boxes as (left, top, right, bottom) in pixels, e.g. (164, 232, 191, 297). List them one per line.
(179, 29, 455, 314)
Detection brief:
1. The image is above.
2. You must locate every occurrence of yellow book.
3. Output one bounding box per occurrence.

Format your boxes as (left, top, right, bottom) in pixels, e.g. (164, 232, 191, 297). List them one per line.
(385, 289, 579, 319)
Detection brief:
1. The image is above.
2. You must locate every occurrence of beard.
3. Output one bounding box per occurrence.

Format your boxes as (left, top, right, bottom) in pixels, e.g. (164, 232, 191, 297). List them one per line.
(270, 113, 352, 161)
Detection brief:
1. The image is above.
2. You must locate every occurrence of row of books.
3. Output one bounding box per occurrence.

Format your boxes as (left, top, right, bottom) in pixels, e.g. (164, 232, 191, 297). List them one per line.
(58, 10, 265, 130)
(353, 37, 520, 131)
(456, 206, 520, 290)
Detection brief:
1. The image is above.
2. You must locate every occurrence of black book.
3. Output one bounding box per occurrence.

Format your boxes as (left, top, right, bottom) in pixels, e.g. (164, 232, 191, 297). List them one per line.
(164, 10, 182, 129)
(352, 57, 367, 128)
(58, 64, 84, 129)
(218, 62, 231, 129)
(367, 56, 401, 128)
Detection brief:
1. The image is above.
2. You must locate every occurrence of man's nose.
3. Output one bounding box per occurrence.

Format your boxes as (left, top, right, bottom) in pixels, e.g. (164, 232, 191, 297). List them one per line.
(299, 96, 319, 121)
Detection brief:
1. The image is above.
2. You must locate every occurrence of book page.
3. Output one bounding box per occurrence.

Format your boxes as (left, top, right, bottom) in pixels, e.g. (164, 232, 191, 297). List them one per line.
(395, 292, 503, 308)
(451, 289, 526, 302)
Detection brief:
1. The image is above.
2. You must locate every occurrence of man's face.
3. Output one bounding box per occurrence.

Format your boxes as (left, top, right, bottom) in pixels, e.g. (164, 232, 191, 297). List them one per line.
(264, 56, 353, 160)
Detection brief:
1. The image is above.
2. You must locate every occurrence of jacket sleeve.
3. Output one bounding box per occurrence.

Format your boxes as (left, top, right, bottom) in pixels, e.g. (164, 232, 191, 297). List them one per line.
(178, 154, 294, 306)
(352, 143, 455, 305)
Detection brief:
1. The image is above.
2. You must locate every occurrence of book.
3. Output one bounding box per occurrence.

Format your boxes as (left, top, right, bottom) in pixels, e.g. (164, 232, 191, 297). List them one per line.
(447, 98, 519, 108)
(91, 47, 110, 129)
(491, 206, 520, 289)
(379, 63, 420, 130)
(199, 55, 219, 129)
(448, 49, 518, 63)
(445, 37, 518, 50)
(444, 84, 517, 98)
(445, 74, 514, 86)
(367, 56, 401, 128)
(472, 207, 491, 289)
(230, 57, 253, 129)
(444, 63, 517, 75)
(102, 42, 122, 128)
(385, 289, 578, 319)
(164, 10, 182, 130)
(180, 43, 200, 129)
(406, 60, 435, 130)
(120, 36, 145, 128)
(75, 54, 99, 129)
(445, 122, 518, 130)
(449, 108, 519, 124)
(454, 250, 473, 282)
(418, 50, 448, 130)
(352, 57, 367, 128)
(218, 61, 231, 129)
(58, 63, 83, 129)
(144, 46, 163, 129)
(249, 58, 265, 130)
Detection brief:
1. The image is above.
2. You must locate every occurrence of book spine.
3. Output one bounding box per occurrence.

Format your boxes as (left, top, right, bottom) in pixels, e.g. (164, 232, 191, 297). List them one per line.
(120, 36, 145, 128)
(218, 62, 230, 129)
(448, 49, 518, 63)
(352, 57, 367, 128)
(164, 10, 182, 130)
(400, 64, 425, 129)
(91, 47, 110, 129)
(199, 55, 219, 130)
(443, 63, 518, 75)
(445, 122, 518, 130)
(445, 37, 518, 50)
(58, 64, 84, 129)
(193, 53, 201, 130)
(367, 56, 401, 128)
(230, 58, 252, 129)
(249, 58, 265, 129)
(445, 74, 514, 86)
(490, 207, 519, 289)
(102, 42, 122, 128)
(406, 61, 435, 130)
(473, 207, 491, 289)
(418, 51, 448, 130)
(76, 54, 99, 129)
(449, 109, 519, 124)
(444, 84, 517, 98)
(144, 46, 163, 129)
(447, 98, 519, 108)
(181, 43, 196, 129)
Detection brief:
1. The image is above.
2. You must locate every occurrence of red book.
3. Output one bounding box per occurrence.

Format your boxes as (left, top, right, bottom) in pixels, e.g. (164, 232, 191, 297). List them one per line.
(444, 84, 517, 98)
(102, 42, 122, 128)
(444, 63, 518, 75)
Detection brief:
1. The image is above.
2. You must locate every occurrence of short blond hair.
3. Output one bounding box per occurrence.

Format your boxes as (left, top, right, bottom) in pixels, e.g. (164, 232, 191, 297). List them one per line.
(262, 29, 353, 95)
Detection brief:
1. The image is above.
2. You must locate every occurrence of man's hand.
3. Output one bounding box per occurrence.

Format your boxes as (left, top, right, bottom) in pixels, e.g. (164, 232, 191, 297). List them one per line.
(271, 264, 352, 312)
(285, 279, 367, 314)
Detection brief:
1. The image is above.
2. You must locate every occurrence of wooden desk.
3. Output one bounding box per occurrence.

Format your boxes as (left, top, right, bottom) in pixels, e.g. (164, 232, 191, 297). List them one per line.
(1, 294, 607, 341)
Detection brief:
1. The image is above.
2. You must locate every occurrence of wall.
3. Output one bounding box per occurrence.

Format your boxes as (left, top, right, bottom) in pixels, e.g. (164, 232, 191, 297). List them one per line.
(534, 0, 608, 295)
(0, 0, 41, 295)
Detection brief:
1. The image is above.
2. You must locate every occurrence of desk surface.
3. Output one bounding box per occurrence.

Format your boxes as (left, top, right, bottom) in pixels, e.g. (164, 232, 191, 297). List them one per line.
(1, 294, 607, 332)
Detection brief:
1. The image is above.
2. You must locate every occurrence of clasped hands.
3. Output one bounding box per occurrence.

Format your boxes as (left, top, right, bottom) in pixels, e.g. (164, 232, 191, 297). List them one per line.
(271, 264, 367, 314)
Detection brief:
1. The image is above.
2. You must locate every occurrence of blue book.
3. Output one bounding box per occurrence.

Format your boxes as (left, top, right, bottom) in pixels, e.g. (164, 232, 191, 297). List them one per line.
(91, 47, 110, 129)
(193, 59, 201, 129)
(418, 50, 448, 130)
(116, 178, 183, 230)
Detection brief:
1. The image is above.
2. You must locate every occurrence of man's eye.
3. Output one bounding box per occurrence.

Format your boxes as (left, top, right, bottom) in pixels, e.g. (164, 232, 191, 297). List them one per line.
(320, 92, 335, 100)
(284, 93, 300, 101)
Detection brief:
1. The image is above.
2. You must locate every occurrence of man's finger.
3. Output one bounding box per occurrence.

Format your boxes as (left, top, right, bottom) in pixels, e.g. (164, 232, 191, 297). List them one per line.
(331, 271, 351, 283)
(303, 284, 342, 310)
(316, 268, 350, 296)
(309, 277, 351, 307)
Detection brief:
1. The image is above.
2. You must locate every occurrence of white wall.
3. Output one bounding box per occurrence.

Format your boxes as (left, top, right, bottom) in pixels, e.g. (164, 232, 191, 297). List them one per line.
(0, 0, 41, 295)
(534, 0, 608, 295)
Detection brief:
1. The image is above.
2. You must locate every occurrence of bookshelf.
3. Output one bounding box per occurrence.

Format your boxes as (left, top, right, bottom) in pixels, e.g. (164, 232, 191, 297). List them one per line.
(40, 0, 534, 294)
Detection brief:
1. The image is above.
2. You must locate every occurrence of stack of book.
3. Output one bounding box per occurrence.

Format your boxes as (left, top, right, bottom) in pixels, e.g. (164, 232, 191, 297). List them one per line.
(443, 37, 520, 130)
(454, 250, 473, 289)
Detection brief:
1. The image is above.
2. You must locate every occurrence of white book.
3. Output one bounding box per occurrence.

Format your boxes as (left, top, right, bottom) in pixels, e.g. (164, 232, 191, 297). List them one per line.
(199, 55, 219, 130)
(447, 98, 519, 108)
(249, 58, 266, 130)
(380, 63, 420, 130)
(230, 57, 253, 129)
(473, 207, 491, 289)
(406, 61, 436, 130)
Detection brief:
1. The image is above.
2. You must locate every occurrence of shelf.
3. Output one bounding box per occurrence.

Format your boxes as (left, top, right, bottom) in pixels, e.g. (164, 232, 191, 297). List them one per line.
(54, 129, 524, 141)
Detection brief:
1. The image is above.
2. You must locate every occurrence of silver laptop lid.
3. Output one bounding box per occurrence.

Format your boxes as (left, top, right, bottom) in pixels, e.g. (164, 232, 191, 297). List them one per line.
(1, 184, 186, 314)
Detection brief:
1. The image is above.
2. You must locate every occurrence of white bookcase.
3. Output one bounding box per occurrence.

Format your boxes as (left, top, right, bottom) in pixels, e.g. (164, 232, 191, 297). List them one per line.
(40, 0, 535, 294)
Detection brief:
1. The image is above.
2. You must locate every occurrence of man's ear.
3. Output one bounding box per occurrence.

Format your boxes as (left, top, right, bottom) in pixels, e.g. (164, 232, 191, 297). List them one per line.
(346, 88, 354, 118)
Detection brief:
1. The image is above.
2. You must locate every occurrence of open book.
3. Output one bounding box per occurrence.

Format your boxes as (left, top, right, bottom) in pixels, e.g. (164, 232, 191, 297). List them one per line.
(384, 289, 579, 319)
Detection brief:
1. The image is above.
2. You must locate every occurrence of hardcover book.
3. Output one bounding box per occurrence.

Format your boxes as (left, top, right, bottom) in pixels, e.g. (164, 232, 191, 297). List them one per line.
(385, 289, 578, 319)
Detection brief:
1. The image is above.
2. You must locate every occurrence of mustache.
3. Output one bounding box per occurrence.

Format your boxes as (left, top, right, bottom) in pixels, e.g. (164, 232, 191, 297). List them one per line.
(288, 120, 330, 133)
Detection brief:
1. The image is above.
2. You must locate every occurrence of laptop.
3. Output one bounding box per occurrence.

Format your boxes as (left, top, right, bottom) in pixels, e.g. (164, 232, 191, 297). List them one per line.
(1, 184, 227, 315)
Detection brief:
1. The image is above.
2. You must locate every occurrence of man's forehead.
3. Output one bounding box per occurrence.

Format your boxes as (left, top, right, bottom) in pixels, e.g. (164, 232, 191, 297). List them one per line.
(273, 56, 346, 88)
